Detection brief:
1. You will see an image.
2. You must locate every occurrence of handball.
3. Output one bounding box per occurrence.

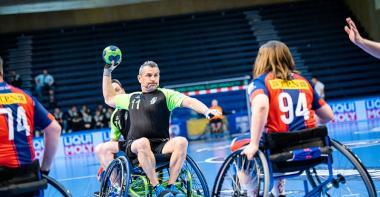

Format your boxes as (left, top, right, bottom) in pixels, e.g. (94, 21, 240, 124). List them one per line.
(102, 45, 122, 65)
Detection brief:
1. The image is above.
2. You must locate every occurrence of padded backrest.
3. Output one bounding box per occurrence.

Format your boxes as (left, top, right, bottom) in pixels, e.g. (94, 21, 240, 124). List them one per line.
(263, 126, 330, 173)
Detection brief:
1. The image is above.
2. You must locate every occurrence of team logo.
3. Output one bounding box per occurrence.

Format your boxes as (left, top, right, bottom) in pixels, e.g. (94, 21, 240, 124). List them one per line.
(150, 97, 157, 104)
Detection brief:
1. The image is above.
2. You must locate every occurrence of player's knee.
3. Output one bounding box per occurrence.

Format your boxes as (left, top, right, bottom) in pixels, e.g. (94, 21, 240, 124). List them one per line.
(134, 137, 151, 151)
(95, 144, 103, 155)
(175, 137, 188, 149)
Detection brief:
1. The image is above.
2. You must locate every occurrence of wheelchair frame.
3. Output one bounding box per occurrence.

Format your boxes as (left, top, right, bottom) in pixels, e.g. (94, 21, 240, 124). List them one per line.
(0, 172, 72, 197)
(212, 127, 377, 197)
(100, 153, 210, 197)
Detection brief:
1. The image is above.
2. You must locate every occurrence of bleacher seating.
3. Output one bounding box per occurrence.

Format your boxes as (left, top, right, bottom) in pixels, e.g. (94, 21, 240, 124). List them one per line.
(0, 0, 380, 113)
(256, 0, 380, 99)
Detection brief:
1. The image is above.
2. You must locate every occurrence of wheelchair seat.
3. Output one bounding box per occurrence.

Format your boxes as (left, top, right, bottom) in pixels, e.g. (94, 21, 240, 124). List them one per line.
(263, 126, 331, 173)
(0, 160, 47, 197)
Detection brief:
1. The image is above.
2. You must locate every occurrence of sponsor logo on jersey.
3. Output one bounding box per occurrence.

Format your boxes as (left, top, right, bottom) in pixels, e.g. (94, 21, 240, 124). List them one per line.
(269, 79, 308, 90)
(0, 93, 27, 104)
(150, 97, 157, 104)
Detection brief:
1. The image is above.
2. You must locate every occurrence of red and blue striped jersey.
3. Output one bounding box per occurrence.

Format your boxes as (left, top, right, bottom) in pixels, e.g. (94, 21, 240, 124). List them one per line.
(247, 72, 326, 133)
(0, 82, 55, 168)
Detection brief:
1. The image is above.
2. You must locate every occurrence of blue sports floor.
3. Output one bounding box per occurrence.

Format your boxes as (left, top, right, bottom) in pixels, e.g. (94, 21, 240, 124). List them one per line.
(48, 119, 380, 196)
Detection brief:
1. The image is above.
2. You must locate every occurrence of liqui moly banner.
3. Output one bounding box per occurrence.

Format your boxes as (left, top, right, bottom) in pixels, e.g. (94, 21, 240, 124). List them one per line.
(329, 96, 380, 123)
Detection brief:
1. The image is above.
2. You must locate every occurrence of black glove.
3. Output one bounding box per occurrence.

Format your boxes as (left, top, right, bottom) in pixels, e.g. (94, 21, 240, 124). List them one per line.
(103, 61, 119, 76)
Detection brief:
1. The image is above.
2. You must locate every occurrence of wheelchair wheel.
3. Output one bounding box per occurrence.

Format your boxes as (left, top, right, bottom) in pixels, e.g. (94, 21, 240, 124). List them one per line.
(212, 150, 270, 197)
(175, 155, 210, 197)
(100, 156, 131, 197)
(306, 139, 376, 197)
(42, 174, 72, 197)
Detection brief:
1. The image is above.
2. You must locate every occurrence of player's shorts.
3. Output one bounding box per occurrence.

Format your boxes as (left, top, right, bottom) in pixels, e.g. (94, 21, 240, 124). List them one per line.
(209, 118, 223, 124)
(118, 138, 169, 159)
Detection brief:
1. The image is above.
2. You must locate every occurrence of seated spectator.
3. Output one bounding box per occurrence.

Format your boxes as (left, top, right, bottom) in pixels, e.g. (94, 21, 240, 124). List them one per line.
(34, 69, 54, 100)
(209, 99, 224, 134)
(47, 90, 57, 110)
(81, 105, 93, 129)
(9, 69, 22, 88)
(93, 110, 105, 129)
(67, 105, 83, 131)
(53, 107, 66, 133)
(105, 107, 113, 127)
(97, 104, 107, 114)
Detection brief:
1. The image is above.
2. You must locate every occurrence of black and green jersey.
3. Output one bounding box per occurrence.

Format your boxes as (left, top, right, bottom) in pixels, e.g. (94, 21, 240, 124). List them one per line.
(110, 108, 130, 141)
(114, 88, 186, 141)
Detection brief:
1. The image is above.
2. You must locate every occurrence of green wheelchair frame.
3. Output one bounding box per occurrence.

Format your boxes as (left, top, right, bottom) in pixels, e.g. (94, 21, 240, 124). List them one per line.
(100, 152, 210, 197)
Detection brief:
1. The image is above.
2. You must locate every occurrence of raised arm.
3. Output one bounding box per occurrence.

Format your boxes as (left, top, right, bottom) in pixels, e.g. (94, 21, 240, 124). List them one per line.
(103, 62, 118, 107)
(345, 17, 380, 59)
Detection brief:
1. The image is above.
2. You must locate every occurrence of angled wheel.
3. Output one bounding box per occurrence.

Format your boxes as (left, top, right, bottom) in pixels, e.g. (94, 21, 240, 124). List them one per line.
(42, 174, 72, 197)
(212, 149, 270, 197)
(175, 155, 210, 197)
(100, 156, 131, 197)
(305, 139, 376, 197)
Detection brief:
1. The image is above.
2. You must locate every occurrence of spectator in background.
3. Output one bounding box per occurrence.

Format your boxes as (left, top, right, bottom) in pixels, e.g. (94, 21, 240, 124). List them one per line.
(35, 69, 54, 100)
(9, 70, 22, 88)
(345, 17, 380, 59)
(105, 108, 113, 127)
(81, 105, 93, 130)
(47, 90, 57, 110)
(97, 104, 107, 114)
(311, 76, 325, 99)
(94, 110, 105, 129)
(53, 107, 66, 133)
(209, 99, 224, 134)
(67, 105, 83, 131)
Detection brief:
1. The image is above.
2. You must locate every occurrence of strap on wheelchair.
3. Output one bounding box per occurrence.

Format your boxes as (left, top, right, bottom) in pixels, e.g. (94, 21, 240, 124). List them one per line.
(269, 146, 332, 162)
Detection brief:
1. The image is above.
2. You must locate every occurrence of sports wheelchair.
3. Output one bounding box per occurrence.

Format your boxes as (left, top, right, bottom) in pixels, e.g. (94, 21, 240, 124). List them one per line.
(99, 152, 210, 197)
(212, 126, 377, 197)
(0, 160, 72, 197)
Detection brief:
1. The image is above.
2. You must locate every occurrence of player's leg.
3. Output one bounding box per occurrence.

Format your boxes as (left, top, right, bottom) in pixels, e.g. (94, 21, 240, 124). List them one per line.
(95, 141, 119, 169)
(130, 138, 159, 186)
(216, 121, 223, 133)
(161, 137, 188, 185)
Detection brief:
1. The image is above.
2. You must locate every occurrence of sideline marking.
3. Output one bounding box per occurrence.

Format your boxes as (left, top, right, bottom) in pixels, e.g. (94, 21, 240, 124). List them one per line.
(58, 175, 97, 182)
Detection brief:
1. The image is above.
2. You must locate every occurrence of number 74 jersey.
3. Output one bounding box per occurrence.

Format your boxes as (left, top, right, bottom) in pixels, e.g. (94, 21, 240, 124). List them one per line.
(247, 72, 326, 133)
(0, 82, 55, 168)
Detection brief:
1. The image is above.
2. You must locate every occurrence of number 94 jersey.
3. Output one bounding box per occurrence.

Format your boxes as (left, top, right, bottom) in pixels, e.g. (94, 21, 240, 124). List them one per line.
(247, 72, 326, 133)
(0, 82, 55, 168)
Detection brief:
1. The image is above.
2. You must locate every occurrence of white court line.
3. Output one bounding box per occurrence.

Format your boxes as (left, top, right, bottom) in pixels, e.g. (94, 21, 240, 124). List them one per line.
(58, 175, 97, 182)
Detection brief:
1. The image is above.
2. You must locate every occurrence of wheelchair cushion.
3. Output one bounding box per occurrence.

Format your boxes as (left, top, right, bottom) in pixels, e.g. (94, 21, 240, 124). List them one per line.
(0, 160, 48, 196)
(263, 126, 330, 173)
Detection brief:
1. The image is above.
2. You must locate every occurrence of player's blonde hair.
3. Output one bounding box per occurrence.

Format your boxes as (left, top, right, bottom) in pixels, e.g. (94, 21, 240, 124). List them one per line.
(253, 40, 298, 80)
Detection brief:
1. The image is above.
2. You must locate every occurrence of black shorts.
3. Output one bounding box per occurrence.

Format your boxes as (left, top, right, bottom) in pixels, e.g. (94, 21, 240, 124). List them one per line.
(118, 138, 169, 159)
(209, 118, 223, 124)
